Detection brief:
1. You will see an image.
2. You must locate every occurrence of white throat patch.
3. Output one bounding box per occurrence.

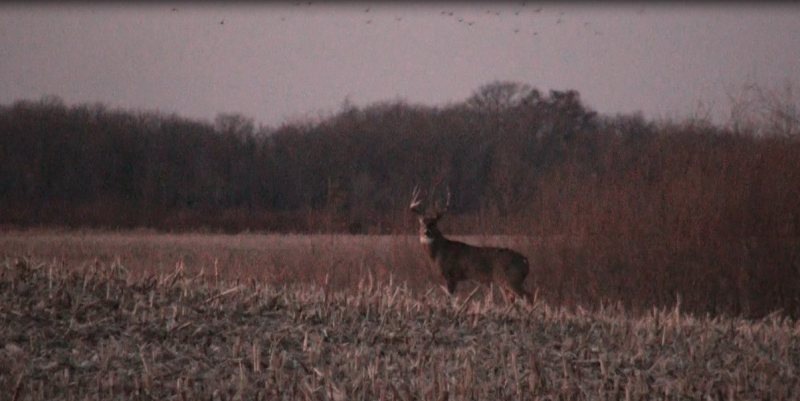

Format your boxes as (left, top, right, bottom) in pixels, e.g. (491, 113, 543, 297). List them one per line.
(420, 235, 434, 244)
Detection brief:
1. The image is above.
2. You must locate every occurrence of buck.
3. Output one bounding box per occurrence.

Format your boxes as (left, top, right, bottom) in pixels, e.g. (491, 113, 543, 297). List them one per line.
(409, 186, 532, 303)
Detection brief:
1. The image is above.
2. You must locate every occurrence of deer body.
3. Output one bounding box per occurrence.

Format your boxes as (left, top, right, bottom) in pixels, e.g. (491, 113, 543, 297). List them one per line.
(411, 187, 532, 302)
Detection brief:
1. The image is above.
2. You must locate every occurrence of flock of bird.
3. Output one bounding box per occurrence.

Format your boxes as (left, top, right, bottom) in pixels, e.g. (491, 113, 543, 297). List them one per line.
(360, 3, 575, 37)
(170, 3, 608, 37)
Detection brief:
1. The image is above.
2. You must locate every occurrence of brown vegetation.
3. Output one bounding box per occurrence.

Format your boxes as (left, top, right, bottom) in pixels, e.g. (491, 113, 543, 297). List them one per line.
(2, 255, 799, 400)
(1, 81, 800, 318)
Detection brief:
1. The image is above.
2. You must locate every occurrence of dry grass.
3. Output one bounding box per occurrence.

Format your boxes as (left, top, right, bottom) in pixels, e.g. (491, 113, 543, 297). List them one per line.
(1, 236, 799, 399)
(0, 230, 543, 297)
(1, 229, 794, 319)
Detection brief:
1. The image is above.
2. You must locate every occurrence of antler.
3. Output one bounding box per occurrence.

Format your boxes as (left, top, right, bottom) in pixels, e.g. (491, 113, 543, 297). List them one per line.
(409, 185, 425, 216)
(433, 186, 451, 219)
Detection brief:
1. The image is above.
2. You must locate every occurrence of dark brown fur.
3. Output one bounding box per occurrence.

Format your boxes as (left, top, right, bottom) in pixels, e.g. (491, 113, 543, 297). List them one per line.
(418, 215, 532, 302)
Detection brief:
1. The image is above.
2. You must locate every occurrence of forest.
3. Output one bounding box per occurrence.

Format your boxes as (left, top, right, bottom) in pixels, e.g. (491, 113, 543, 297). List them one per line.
(1, 82, 608, 233)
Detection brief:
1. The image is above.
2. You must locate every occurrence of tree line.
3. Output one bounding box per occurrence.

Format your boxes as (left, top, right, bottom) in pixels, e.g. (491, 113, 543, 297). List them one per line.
(0, 82, 604, 233)
(3, 81, 798, 238)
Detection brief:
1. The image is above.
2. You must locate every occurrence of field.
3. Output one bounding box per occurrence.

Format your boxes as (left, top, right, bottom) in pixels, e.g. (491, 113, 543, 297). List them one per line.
(0, 230, 549, 296)
(1, 231, 799, 399)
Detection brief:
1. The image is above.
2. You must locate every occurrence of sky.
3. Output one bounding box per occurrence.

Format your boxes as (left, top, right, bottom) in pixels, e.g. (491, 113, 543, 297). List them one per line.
(1, 2, 799, 128)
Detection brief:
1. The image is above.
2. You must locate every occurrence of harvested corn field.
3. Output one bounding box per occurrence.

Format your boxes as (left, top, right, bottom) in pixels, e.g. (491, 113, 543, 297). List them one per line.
(1, 256, 799, 400)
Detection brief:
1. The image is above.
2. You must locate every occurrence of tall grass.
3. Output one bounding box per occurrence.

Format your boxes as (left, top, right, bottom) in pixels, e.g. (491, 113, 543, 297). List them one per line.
(523, 124, 800, 318)
(3, 228, 797, 319)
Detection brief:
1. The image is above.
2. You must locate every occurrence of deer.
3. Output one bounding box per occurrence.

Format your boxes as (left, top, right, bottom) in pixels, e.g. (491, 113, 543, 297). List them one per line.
(409, 186, 532, 304)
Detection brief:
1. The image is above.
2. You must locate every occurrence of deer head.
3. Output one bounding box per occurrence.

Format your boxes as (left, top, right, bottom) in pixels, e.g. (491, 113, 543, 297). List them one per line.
(409, 185, 451, 244)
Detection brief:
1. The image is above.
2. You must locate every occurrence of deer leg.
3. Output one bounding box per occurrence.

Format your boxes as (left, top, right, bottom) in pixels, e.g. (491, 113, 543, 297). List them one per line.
(498, 285, 511, 305)
(509, 283, 532, 303)
(446, 277, 458, 294)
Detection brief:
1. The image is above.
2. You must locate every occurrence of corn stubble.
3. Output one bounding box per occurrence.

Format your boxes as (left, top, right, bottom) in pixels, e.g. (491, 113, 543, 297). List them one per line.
(1, 256, 798, 400)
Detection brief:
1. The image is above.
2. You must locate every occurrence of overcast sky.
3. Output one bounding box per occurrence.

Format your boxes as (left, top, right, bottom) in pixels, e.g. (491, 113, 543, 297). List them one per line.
(1, 3, 799, 127)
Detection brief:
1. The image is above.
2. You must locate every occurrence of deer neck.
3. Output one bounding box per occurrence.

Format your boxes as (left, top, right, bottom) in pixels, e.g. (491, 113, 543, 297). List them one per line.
(419, 233, 444, 258)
